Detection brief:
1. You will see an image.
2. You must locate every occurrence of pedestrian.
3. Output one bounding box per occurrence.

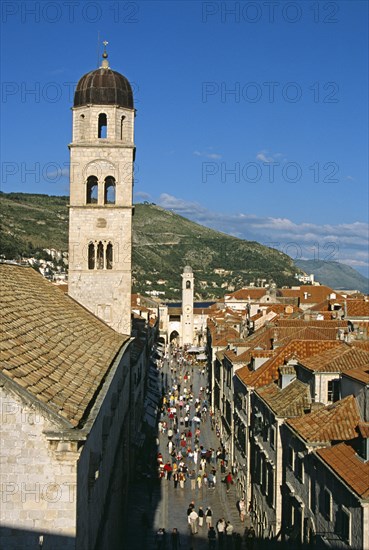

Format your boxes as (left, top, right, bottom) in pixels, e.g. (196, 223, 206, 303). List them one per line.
(238, 498, 246, 522)
(156, 528, 166, 549)
(189, 508, 199, 534)
(216, 518, 226, 548)
(198, 506, 204, 527)
(189, 469, 196, 490)
(208, 526, 217, 549)
(179, 471, 186, 489)
(164, 461, 173, 480)
(225, 472, 233, 493)
(173, 471, 179, 489)
(196, 472, 202, 489)
(205, 507, 213, 528)
(171, 527, 181, 550)
(225, 521, 234, 546)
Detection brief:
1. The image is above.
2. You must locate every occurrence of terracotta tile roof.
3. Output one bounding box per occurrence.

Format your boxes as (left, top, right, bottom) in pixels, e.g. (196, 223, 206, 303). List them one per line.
(236, 339, 340, 389)
(357, 422, 369, 438)
(275, 319, 348, 329)
(278, 289, 301, 298)
(225, 288, 267, 301)
(279, 285, 344, 305)
(345, 300, 369, 317)
(351, 341, 369, 351)
(287, 395, 361, 443)
(307, 299, 340, 313)
(342, 364, 369, 384)
(299, 345, 369, 373)
(266, 303, 302, 315)
(257, 379, 311, 417)
(316, 442, 369, 498)
(0, 264, 129, 427)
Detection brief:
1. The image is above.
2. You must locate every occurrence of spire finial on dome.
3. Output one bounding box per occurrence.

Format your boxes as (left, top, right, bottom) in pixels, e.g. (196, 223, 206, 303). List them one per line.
(101, 40, 109, 69)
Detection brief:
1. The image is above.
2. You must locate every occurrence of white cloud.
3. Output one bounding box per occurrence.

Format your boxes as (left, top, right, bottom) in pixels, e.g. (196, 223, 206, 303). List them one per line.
(134, 191, 151, 200)
(256, 150, 285, 163)
(193, 150, 222, 160)
(156, 193, 369, 274)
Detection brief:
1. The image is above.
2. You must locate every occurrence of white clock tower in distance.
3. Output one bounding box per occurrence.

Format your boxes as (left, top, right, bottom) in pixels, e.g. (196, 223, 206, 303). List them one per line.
(181, 266, 194, 347)
(68, 45, 135, 335)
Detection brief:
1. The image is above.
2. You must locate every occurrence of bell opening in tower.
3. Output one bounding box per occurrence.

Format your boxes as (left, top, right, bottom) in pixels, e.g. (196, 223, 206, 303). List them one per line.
(98, 113, 107, 138)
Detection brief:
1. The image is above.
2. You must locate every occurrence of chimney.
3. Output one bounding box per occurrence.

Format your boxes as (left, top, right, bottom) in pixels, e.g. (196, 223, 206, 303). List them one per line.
(279, 362, 296, 389)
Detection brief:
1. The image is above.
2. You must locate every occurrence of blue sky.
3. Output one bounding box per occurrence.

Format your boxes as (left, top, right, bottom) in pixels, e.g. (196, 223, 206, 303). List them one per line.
(1, 1, 368, 277)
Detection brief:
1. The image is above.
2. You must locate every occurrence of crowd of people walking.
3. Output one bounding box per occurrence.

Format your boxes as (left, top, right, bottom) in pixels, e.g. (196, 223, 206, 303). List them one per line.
(152, 344, 255, 549)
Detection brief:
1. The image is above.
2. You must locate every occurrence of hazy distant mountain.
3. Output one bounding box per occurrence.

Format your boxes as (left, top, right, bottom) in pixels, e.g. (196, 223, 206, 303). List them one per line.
(295, 259, 369, 294)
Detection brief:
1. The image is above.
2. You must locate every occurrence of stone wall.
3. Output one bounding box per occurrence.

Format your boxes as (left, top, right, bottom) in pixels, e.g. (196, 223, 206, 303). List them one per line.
(0, 388, 78, 549)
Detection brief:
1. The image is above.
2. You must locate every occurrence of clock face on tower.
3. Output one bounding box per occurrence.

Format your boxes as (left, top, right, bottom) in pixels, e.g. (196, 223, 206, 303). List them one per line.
(184, 305, 192, 314)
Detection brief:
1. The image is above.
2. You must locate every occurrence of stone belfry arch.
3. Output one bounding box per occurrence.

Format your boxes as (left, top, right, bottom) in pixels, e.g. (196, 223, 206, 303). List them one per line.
(68, 44, 135, 334)
(181, 266, 194, 346)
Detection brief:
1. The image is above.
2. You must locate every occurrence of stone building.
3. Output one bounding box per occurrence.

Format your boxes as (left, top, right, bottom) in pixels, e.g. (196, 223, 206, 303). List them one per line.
(68, 47, 135, 335)
(181, 266, 194, 346)
(0, 264, 137, 549)
(159, 266, 213, 346)
(0, 50, 148, 550)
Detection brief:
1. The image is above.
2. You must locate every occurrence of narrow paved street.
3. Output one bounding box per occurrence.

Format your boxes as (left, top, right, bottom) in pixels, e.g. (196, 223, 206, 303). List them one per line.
(123, 348, 253, 549)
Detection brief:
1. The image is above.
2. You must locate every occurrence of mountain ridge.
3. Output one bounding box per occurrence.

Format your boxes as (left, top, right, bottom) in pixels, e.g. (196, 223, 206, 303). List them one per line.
(1, 192, 367, 298)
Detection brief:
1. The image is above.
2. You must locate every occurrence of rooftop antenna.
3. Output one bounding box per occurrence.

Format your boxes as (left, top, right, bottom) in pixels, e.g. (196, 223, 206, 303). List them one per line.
(96, 30, 100, 68)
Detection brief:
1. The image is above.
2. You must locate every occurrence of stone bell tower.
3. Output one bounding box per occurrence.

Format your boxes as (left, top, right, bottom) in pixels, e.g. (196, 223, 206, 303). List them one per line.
(68, 44, 135, 335)
(181, 266, 194, 346)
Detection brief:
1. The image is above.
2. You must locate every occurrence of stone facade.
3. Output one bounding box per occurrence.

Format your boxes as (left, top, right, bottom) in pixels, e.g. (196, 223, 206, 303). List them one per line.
(181, 266, 194, 346)
(0, 388, 77, 549)
(68, 101, 135, 335)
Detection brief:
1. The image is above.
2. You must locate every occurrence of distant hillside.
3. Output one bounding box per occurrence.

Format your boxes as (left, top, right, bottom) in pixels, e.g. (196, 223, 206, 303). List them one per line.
(1, 192, 301, 299)
(296, 259, 369, 294)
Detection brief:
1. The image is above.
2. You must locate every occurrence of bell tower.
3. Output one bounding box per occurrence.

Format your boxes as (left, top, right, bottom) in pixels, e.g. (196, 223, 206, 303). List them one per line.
(68, 44, 135, 335)
(181, 266, 194, 346)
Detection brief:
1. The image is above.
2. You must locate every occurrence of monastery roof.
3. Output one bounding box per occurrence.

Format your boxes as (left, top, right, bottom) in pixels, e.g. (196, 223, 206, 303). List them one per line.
(286, 395, 361, 443)
(316, 442, 369, 499)
(299, 345, 369, 373)
(0, 264, 129, 428)
(256, 379, 311, 417)
(236, 339, 340, 389)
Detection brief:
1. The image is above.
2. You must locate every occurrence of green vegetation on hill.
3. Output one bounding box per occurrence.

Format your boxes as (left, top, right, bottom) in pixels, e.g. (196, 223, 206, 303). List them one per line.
(132, 203, 299, 298)
(1, 192, 300, 298)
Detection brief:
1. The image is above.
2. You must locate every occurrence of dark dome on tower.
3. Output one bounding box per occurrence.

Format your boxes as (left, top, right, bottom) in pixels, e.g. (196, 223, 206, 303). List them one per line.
(74, 66, 134, 109)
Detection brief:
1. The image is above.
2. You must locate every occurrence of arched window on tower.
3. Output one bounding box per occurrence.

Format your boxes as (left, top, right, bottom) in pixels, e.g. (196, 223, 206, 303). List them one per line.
(106, 242, 113, 269)
(186, 280, 191, 289)
(104, 176, 116, 204)
(88, 242, 95, 269)
(98, 113, 107, 138)
(97, 241, 104, 269)
(120, 115, 125, 140)
(86, 176, 98, 204)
